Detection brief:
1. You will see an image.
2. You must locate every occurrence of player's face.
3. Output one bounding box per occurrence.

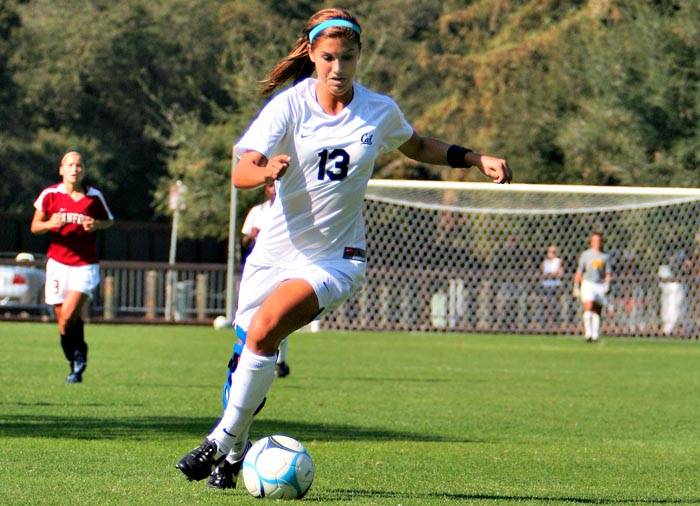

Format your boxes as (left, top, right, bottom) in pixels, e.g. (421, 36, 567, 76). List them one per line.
(59, 153, 84, 185)
(308, 36, 359, 100)
(590, 234, 602, 250)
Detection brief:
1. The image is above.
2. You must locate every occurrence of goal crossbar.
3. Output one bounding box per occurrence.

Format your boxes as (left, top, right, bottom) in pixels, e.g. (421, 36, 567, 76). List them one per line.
(368, 179, 700, 196)
(366, 180, 700, 215)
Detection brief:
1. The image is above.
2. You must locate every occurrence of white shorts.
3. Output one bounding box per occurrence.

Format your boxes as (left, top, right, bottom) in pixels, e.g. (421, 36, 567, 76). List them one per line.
(580, 279, 607, 305)
(234, 259, 366, 331)
(45, 258, 101, 305)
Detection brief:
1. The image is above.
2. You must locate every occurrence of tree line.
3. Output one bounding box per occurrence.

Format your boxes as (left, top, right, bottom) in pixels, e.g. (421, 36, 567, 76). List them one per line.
(1, 0, 697, 240)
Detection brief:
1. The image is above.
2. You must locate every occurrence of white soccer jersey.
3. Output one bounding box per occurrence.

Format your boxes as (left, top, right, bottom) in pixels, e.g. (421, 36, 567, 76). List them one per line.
(234, 77, 413, 266)
(241, 200, 272, 236)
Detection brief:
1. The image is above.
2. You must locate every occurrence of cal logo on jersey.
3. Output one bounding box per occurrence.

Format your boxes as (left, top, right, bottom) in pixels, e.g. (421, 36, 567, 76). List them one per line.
(360, 132, 374, 145)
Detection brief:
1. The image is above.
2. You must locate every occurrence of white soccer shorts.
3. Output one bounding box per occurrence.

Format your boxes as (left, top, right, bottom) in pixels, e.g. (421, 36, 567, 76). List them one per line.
(234, 259, 366, 331)
(44, 258, 101, 305)
(580, 279, 608, 305)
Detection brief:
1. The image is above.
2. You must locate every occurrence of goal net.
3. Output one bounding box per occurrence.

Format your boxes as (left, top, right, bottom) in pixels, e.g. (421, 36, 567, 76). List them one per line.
(321, 180, 700, 338)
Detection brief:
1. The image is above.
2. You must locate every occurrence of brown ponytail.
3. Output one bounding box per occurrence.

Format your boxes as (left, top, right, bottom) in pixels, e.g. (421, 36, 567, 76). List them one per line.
(260, 8, 362, 96)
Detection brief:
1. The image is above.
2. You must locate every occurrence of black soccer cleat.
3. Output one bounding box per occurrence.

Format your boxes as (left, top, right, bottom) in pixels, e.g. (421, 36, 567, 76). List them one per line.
(207, 440, 252, 489)
(275, 361, 290, 378)
(67, 353, 87, 383)
(207, 460, 237, 489)
(73, 359, 87, 375)
(65, 372, 82, 384)
(176, 439, 225, 481)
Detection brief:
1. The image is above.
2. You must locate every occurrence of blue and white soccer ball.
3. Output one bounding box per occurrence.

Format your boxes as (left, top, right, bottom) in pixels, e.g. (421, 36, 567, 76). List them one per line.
(242, 435, 314, 499)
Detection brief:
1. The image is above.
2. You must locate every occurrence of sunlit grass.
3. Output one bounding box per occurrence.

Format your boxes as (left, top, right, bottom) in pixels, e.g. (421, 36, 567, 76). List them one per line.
(1, 323, 698, 505)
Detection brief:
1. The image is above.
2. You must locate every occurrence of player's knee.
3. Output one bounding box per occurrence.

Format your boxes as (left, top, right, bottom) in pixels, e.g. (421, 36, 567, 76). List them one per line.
(246, 315, 281, 355)
(58, 310, 79, 333)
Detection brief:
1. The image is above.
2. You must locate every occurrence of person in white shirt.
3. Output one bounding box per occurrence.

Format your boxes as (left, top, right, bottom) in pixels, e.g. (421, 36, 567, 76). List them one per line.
(240, 182, 275, 263)
(540, 244, 564, 331)
(177, 7, 512, 489)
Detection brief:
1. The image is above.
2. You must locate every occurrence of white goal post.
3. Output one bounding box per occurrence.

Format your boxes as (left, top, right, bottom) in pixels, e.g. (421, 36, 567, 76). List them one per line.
(319, 180, 700, 338)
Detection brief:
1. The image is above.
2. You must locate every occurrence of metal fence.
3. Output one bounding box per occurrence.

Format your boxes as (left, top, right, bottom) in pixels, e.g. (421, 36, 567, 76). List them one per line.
(2, 257, 697, 338)
(0, 259, 227, 323)
(96, 261, 227, 322)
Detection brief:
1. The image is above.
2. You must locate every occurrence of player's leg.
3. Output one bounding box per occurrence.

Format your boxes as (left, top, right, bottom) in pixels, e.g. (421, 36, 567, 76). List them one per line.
(59, 290, 91, 382)
(213, 279, 318, 450)
(199, 261, 277, 487)
(275, 337, 290, 378)
(582, 300, 594, 341)
(177, 279, 319, 482)
(64, 263, 100, 382)
(580, 281, 595, 341)
(590, 301, 602, 341)
(587, 280, 608, 342)
(209, 325, 266, 489)
(45, 259, 78, 380)
(54, 304, 73, 371)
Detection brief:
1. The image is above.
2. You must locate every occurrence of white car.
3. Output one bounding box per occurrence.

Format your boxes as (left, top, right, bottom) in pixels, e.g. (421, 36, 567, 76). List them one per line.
(0, 253, 46, 308)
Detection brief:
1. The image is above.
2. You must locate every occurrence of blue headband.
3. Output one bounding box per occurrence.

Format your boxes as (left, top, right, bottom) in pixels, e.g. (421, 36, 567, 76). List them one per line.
(308, 19, 362, 43)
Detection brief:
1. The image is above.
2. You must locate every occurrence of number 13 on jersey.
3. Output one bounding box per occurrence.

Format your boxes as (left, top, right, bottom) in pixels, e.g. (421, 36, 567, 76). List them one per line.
(317, 148, 350, 181)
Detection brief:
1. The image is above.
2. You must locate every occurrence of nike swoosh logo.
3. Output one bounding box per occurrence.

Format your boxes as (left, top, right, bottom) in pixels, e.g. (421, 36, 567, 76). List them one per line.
(300, 133, 313, 138)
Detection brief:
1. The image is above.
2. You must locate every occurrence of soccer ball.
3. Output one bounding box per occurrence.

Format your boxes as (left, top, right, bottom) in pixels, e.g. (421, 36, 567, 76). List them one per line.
(212, 315, 231, 330)
(242, 435, 314, 499)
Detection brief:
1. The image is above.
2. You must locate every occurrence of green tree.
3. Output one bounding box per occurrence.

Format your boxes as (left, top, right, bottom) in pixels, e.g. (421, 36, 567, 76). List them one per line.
(1, 0, 697, 243)
(10, 0, 233, 219)
(0, 0, 20, 127)
(153, 115, 262, 241)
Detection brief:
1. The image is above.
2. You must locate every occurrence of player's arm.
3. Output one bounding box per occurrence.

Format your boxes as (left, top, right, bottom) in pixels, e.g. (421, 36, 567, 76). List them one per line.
(574, 255, 585, 284)
(30, 208, 64, 234)
(604, 264, 613, 287)
(573, 263, 583, 297)
(398, 131, 511, 184)
(233, 151, 290, 189)
(82, 216, 113, 232)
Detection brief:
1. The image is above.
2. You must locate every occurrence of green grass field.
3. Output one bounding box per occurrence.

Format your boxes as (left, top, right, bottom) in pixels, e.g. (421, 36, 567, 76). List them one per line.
(1, 322, 698, 505)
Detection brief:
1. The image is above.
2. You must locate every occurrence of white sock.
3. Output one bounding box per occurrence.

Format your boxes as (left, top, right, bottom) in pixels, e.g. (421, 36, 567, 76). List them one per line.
(209, 347, 276, 457)
(224, 424, 252, 464)
(583, 311, 593, 338)
(277, 337, 289, 364)
(591, 312, 600, 340)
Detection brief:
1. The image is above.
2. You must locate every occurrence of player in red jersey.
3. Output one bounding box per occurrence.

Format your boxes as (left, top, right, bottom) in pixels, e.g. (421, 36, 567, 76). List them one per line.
(31, 151, 114, 383)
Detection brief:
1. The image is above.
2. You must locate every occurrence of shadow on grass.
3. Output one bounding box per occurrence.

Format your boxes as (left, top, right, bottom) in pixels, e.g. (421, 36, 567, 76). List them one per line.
(0, 415, 480, 443)
(1, 401, 145, 407)
(313, 489, 700, 504)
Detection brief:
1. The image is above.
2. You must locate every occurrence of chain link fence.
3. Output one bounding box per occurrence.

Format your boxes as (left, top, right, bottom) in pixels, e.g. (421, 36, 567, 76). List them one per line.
(321, 181, 700, 338)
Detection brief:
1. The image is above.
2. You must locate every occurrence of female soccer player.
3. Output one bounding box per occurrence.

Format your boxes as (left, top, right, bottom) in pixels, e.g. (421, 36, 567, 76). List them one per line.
(574, 231, 613, 342)
(31, 151, 113, 383)
(177, 7, 511, 488)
